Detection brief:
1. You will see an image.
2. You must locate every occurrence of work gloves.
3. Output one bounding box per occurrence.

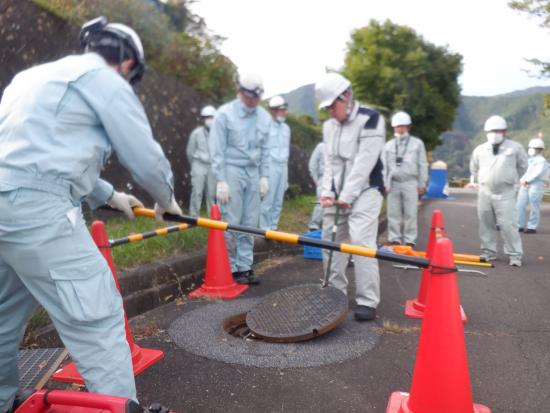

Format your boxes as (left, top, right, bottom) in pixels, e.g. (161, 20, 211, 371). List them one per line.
(154, 198, 183, 222)
(108, 191, 144, 220)
(216, 181, 230, 204)
(259, 177, 269, 198)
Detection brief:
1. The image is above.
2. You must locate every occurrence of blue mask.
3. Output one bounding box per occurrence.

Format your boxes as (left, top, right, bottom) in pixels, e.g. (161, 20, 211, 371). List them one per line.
(276, 116, 286, 123)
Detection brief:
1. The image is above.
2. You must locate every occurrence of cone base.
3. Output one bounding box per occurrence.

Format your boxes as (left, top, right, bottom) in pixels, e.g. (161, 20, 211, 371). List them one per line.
(52, 346, 164, 385)
(386, 391, 492, 413)
(405, 299, 469, 323)
(189, 282, 248, 299)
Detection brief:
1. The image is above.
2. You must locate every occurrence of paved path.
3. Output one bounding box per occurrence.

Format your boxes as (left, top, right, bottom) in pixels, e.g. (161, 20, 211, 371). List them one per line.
(132, 189, 550, 412)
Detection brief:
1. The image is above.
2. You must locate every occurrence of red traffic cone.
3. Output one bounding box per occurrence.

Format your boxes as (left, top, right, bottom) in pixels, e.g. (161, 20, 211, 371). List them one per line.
(387, 237, 491, 413)
(405, 209, 467, 322)
(188, 204, 248, 299)
(52, 221, 164, 384)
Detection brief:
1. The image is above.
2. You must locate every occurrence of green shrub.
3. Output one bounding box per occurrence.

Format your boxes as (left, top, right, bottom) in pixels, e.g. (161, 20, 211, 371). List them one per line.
(32, 0, 237, 102)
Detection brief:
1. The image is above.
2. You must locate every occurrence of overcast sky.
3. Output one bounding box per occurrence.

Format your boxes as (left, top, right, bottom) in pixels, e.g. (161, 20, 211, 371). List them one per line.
(189, 0, 550, 98)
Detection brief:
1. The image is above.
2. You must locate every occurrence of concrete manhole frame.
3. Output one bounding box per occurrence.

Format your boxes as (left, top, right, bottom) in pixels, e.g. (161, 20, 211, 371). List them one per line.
(168, 298, 380, 368)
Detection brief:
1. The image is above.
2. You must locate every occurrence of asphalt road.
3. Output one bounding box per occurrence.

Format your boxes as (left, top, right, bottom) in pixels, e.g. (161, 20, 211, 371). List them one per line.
(131, 189, 550, 413)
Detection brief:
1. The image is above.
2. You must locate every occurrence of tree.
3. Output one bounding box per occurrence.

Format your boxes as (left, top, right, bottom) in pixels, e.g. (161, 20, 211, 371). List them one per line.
(509, 1, 550, 112)
(342, 20, 463, 149)
(510, 0, 550, 77)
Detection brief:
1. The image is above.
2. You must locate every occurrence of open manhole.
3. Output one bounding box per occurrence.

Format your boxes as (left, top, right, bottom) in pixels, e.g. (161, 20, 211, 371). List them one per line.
(223, 312, 263, 341)
(224, 284, 349, 343)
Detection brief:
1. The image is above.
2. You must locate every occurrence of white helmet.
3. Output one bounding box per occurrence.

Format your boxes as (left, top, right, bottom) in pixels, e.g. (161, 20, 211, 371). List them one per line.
(484, 115, 507, 132)
(315, 73, 351, 109)
(391, 111, 412, 127)
(528, 137, 545, 149)
(239, 73, 264, 97)
(268, 95, 287, 109)
(200, 105, 216, 117)
(79, 16, 146, 84)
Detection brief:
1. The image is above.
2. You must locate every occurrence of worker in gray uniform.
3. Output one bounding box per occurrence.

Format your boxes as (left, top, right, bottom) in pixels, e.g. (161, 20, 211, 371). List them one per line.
(315, 73, 385, 321)
(209, 73, 271, 285)
(259, 96, 291, 230)
(383, 111, 428, 247)
(516, 136, 549, 233)
(0, 17, 181, 411)
(186, 105, 217, 216)
(308, 141, 325, 231)
(469, 115, 527, 266)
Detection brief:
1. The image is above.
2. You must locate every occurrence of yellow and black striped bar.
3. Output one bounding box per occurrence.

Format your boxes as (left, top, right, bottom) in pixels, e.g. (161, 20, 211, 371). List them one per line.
(132, 208, 431, 268)
(109, 223, 191, 248)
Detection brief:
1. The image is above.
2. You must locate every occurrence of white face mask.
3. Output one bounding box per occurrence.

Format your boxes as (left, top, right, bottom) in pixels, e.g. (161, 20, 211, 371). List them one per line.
(276, 116, 286, 124)
(486, 132, 504, 145)
(528, 148, 537, 157)
(204, 118, 214, 128)
(394, 132, 408, 139)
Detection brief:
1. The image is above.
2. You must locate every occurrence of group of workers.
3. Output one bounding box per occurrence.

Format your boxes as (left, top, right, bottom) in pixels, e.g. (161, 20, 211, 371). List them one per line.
(0, 16, 548, 413)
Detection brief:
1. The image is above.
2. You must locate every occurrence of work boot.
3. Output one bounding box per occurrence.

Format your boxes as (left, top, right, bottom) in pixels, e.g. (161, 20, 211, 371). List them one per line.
(480, 253, 497, 262)
(518, 227, 524, 232)
(524, 228, 536, 234)
(389, 240, 401, 246)
(234, 270, 260, 285)
(509, 257, 522, 267)
(405, 242, 415, 248)
(354, 305, 376, 321)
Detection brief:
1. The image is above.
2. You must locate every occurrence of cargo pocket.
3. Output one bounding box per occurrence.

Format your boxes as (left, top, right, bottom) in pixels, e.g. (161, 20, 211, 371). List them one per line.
(50, 259, 119, 323)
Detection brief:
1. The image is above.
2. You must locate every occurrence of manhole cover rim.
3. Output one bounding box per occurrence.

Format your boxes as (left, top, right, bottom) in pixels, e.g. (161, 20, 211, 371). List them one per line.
(245, 283, 348, 342)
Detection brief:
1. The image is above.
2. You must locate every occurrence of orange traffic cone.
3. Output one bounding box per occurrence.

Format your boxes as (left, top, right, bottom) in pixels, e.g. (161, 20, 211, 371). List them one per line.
(386, 237, 491, 413)
(188, 204, 248, 299)
(53, 221, 164, 384)
(405, 209, 467, 322)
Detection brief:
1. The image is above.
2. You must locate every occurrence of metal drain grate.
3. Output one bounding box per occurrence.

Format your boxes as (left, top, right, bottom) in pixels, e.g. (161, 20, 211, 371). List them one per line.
(18, 348, 68, 391)
(246, 284, 348, 342)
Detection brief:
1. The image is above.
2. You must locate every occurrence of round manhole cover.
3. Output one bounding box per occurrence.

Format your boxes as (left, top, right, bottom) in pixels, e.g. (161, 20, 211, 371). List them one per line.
(246, 284, 348, 342)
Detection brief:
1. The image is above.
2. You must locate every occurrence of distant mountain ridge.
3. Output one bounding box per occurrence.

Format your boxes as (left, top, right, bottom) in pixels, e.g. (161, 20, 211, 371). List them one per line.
(284, 83, 550, 177)
(281, 83, 318, 122)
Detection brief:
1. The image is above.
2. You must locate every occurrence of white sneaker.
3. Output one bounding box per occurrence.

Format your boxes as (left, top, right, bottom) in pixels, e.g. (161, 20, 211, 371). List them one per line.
(509, 257, 522, 267)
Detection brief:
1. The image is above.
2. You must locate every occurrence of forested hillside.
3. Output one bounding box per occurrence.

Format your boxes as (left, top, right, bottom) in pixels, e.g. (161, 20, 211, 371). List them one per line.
(284, 83, 550, 178)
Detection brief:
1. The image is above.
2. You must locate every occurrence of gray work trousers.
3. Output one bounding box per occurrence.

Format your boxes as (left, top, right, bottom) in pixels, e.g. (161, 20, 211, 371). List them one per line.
(477, 187, 523, 258)
(322, 189, 382, 307)
(387, 180, 419, 245)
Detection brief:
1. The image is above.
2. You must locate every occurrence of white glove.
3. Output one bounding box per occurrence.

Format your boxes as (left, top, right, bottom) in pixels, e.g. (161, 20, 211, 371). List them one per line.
(108, 191, 144, 220)
(260, 177, 269, 198)
(154, 198, 183, 222)
(216, 181, 230, 204)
